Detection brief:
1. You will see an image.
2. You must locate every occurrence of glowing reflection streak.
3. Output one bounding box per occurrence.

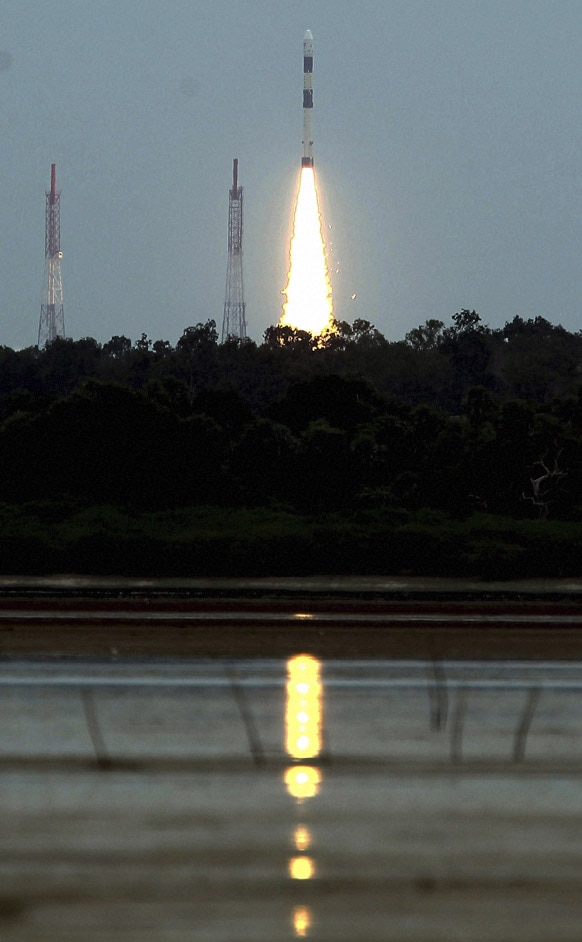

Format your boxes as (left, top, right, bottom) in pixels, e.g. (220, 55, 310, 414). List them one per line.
(285, 654, 322, 762)
(289, 856, 316, 880)
(294, 826, 311, 851)
(285, 655, 322, 932)
(293, 905, 312, 937)
(285, 765, 321, 800)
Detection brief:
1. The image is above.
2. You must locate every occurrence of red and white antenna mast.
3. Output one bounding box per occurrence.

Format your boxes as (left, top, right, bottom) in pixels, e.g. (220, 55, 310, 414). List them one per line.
(222, 158, 247, 342)
(38, 163, 65, 346)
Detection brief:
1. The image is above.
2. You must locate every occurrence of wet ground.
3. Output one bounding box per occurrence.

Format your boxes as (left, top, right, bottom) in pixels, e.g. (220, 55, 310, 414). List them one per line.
(2, 655, 582, 940)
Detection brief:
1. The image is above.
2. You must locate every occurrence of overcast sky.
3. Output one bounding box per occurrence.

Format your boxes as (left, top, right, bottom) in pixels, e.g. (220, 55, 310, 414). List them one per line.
(2, 0, 582, 349)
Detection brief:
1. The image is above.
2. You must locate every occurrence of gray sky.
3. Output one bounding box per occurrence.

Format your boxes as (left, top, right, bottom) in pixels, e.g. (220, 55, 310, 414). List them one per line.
(2, 0, 582, 349)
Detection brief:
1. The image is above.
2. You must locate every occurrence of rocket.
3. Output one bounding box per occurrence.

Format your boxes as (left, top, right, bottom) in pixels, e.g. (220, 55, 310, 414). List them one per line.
(302, 29, 314, 167)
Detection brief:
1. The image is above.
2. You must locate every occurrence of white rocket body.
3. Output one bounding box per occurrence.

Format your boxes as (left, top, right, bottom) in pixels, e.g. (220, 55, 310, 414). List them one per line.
(302, 29, 314, 167)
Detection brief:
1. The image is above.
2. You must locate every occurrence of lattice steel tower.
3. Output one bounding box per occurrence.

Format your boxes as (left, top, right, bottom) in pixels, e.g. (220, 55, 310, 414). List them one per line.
(38, 163, 65, 347)
(222, 158, 247, 342)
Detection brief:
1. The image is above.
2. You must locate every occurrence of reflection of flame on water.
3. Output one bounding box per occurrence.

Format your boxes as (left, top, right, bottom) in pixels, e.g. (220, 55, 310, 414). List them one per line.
(281, 167, 334, 335)
(285, 765, 321, 800)
(293, 905, 312, 937)
(289, 856, 316, 880)
(294, 825, 311, 851)
(285, 656, 322, 935)
(285, 654, 322, 761)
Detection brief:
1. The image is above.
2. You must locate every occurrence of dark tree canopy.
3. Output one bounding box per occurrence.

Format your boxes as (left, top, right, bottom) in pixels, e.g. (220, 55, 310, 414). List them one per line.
(2, 311, 582, 524)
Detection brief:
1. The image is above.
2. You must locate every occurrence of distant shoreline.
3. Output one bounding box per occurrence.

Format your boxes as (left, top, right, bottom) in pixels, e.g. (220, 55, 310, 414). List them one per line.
(1, 573, 582, 600)
(1, 587, 582, 660)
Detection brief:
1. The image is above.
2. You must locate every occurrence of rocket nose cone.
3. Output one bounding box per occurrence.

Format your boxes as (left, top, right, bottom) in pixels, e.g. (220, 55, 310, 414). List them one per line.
(304, 29, 313, 40)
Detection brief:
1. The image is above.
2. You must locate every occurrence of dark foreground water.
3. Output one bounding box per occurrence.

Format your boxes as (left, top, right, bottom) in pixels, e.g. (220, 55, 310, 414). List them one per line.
(2, 655, 582, 940)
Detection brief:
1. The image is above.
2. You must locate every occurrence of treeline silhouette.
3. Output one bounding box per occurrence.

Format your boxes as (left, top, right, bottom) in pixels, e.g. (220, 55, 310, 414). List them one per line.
(1, 311, 582, 577)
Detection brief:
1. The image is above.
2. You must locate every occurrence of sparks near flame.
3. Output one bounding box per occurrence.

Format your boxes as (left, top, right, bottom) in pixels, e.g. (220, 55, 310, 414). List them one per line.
(281, 167, 334, 335)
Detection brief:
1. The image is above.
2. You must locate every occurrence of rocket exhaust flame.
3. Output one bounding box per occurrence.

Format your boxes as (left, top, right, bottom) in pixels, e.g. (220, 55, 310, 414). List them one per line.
(281, 167, 333, 334)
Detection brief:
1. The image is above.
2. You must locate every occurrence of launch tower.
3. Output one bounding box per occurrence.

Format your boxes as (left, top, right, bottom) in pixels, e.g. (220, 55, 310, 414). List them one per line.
(222, 158, 247, 342)
(38, 163, 65, 347)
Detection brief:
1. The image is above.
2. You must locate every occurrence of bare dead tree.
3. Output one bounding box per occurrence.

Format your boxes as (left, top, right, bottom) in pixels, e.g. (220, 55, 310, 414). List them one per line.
(523, 448, 567, 518)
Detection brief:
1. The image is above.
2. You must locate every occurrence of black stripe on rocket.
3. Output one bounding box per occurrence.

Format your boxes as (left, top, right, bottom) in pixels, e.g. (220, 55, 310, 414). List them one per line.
(302, 30, 314, 167)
